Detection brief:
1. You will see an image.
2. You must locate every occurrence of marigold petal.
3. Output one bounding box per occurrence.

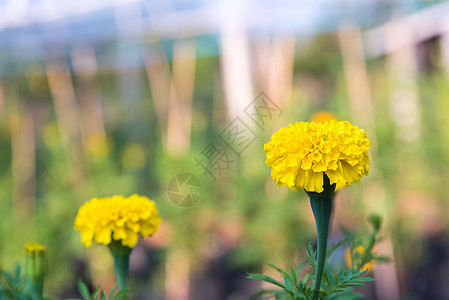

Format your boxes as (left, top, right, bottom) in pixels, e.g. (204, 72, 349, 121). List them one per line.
(306, 171, 325, 193)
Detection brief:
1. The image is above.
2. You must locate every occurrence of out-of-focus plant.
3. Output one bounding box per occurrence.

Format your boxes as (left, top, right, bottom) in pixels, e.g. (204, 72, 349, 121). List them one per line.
(0, 263, 29, 300)
(23, 243, 47, 300)
(343, 215, 390, 273)
(74, 194, 162, 290)
(67, 280, 128, 300)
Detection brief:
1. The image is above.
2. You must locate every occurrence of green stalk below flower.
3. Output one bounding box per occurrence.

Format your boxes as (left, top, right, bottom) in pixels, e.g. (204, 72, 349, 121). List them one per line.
(28, 280, 44, 300)
(108, 240, 133, 291)
(306, 174, 335, 300)
(113, 255, 130, 291)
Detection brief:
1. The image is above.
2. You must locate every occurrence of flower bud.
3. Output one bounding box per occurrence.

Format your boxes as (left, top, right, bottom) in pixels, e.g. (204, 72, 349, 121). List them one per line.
(24, 243, 47, 282)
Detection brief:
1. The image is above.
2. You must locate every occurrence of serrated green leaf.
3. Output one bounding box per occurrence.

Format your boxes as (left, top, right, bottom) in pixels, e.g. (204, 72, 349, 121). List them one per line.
(248, 274, 285, 289)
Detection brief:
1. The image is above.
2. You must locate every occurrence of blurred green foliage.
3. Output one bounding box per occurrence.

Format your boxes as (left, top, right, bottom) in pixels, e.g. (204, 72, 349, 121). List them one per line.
(0, 33, 448, 298)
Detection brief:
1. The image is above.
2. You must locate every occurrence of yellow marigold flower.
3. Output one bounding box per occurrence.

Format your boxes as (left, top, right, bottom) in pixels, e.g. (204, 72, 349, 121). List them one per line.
(264, 120, 370, 193)
(74, 194, 161, 248)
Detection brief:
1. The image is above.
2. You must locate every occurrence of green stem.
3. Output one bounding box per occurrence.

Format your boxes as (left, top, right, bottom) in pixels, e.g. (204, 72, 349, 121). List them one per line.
(113, 255, 130, 291)
(306, 174, 335, 300)
(28, 280, 43, 300)
(108, 240, 132, 291)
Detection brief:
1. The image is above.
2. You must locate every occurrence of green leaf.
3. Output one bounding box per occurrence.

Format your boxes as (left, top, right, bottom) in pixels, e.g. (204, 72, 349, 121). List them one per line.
(351, 277, 375, 283)
(109, 285, 117, 300)
(114, 289, 129, 300)
(77, 279, 90, 300)
(267, 263, 294, 287)
(100, 290, 106, 300)
(92, 286, 102, 299)
(324, 268, 335, 288)
(290, 268, 298, 285)
(247, 273, 285, 289)
(295, 261, 307, 277)
(373, 255, 391, 263)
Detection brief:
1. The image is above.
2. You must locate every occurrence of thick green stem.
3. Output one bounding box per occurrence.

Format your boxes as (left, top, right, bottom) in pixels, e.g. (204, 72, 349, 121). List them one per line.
(108, 240, 132, 291)
(113, 255, 130, 290)
(306, 174, 335, 300)
(28, 280, 44, 300)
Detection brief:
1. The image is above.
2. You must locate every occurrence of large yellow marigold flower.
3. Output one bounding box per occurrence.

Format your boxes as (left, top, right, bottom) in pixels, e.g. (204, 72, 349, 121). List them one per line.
(264, 120, 370, 193)
(74, 194, 161, 248)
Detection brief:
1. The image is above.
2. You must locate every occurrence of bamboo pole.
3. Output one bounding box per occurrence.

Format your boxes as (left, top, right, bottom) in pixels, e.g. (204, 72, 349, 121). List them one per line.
(71, 47, 108, 161)
(267, 36, 295, 108)
(253, 36, 271, 94)
(339, 23, 401, 300)
(9, 93, 36, 227)
(46, 59, 87, 188)
(0, 82, 4, 116)
(166, 39, 196, 156)
(338, 24, 377, 150)
(386, 23, 421, 146)
(219, 8, 254, 120)
(145, 46, 172, 150)
(165, 249, 190, 300)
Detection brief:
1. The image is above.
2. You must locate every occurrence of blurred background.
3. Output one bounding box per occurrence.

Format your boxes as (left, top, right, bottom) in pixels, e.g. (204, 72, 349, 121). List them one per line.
(1, 0, 449, 299)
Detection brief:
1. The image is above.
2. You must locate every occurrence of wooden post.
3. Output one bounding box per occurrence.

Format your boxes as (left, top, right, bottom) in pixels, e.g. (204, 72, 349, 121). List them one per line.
(145, 46, 172, 150)
(338, 24, 377, 150)
(340, 23, 401, 300)
(387, 22, 422, 147)
(165, 249, 190, 300)
(166, 39, 196, 156)
(71, 46, 108, 161)
(0, 82, 4, 116)
(46, 59, 87, 188)
(219, 8, 254, 120)
(267, 36, 295, 108)
(8, 87, 36, 227)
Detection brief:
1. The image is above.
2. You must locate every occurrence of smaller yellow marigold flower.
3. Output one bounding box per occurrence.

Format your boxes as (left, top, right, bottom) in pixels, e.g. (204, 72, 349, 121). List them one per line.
(310, 111, 336, 123)
(345, 245, 374, 272)
(24, 242, 47, 253)
(264, 120, 370, 193)
(74, 194, 162, 248)
(24, 242, 47, 282)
